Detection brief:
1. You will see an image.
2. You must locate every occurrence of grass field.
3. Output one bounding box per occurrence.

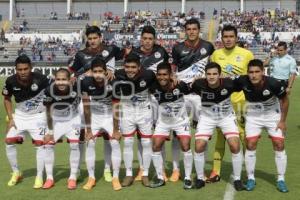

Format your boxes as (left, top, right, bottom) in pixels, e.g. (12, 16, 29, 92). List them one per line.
(0, 78, 299, 200)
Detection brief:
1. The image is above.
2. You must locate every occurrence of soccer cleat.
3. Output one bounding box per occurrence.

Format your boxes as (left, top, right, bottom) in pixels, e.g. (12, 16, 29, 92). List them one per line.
(43, 179, 55, 189)
(206, 171, 221, 183)
(33, 177, 43, 189)
(194, 179, 205, 189)
(142, 176, 150, 187)
(183, 179, 193, 190)
(233, 180, 245, 191)
(134, 168, 143, 181)
(169, 169, 180, 182)
(83, 177, 96, 190)
(112, 178, 122, 191)
(121, 176, 134, 187)
(104, 169, 113, 182)
(150, 178, 165, 188)
(245, 179, 256, 191)
(277, 180, 289, 193)
(7, 171, 23, 187)
(67, 179, 77, 190)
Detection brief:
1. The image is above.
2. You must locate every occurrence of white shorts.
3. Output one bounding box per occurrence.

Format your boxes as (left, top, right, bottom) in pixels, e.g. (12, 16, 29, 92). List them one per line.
(79, 100, 85, 129)
(151, 95, 159, 124)
(120, 106, 153, 138)
(91, 113, 113, 140)
(184, 93, 201, 121)
(153, 117, 190, 139)
(195, 113, 239, 140)
(53, 114, 81, 143)
(6, 112, 47, 145)
(245, 112, 284, 141)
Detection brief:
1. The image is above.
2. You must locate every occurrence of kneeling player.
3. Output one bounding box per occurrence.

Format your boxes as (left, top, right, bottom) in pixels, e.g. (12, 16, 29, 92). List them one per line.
(233, 59, 289, 193)
(149, 63, 193, 189)
(43, 69, 81, 190)
(2, 55, 50, 188)
(191, 62, 244, 191)
(80, 58, 122, 191)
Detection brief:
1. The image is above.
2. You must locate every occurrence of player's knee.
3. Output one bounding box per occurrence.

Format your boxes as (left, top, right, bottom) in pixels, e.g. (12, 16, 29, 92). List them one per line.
(246, 140, 257, 150)
(87, 140, 96, 148)
(273, 140, 285, 151)
(181, 145, 190, 152)
(124, 137, 134, 149)
(69, 143, 79, 151)
(195, 140, 206, 153)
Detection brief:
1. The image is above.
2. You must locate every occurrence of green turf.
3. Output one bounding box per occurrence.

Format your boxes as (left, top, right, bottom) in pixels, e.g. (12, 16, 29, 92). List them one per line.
(0, 78, 299, 200)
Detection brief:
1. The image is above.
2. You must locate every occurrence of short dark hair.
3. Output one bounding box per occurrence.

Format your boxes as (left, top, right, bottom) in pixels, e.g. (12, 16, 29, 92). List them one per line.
(248, 59, 264, 71)
(184, 18, 200, 29)
(55, 68, 71, 79)
(141, 26, 156, 38)
(221, 25, 238, 37)
(91, 57, 106, 71)
(278, 41, 287, 50)
(125, 53, 140, 66)
(157, 62, 172, 74)
(85, 25, 101, 37)
(205, 62, 221, 74)
(15, 54, 31, 67)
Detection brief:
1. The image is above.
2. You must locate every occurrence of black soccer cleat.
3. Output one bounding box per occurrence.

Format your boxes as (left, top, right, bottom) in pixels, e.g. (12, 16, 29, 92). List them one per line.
(233, 180, 245, 191)
(194, 179, 205, 189)
(183, 179, 193, 190)
(150, 178, 165, 188)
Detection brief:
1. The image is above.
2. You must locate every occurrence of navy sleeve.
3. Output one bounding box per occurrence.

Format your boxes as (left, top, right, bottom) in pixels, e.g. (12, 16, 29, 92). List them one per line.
(69, 52, 82, 73)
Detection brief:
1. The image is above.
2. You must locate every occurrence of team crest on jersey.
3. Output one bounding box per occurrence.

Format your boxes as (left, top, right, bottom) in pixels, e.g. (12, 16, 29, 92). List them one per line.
(236, 56, 242, 62)
(106, 85, 113, 92)
(154, 52, 161, 59)
(140, 80, 146, 87)
(102, 50, 109, 57)
(168, 58, 173, 63)
(221, 89, 228, 95)
(173, 88, 180, 95)
(31, 83, 39, 91)
(2, 86, 8, 95)
(200, 48, 207, 55)
(225, 64, 233, 73)
(263, 89, 270, 96)
(70, 91, 77, 98)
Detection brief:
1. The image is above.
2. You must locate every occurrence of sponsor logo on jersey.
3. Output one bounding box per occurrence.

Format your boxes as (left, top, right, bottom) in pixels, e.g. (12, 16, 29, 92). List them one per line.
(182, 50, 190, 55)
(140, 80, 146, 87)
(154, 52, 161, 59)
(84, 55, 92, 59)
(263, 89, 270, 96)
(31, 83, 39, 91)
(243, 87, 252, 92)
(102, 50, 109, 57)
(89, 86, 96, 90)
(13, 87, 21, 91)
(173, 88, 180, 95)
(192, 65, 199, 73)
(221, 89, 228, 95)
(200, 48, 207, 55)
(164, 105, 172, 113)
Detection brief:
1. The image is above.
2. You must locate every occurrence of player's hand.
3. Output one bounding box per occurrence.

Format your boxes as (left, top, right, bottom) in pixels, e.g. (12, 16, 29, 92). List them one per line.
(106, 69, 115, 81)
(85, 130, 94, 141)
(7, 119, 17, 130)
(112, 130, 121, 141)
(84, 70, 92, 77)
(171, 75, 180, 85)
(286, 87, 291, 95)
(276, 120, 287, 135)
(44, 134, 54, 144)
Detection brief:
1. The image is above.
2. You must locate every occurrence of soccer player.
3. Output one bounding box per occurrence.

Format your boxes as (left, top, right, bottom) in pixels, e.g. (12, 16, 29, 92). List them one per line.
(79, 57, 122, 191)
(69, 25, 120, 182)
(125, 25, 170, 181)
(233, 59, 289, 193)
(191, 62, 244, 191)
(43, 68, 81, 190)
(112, 53, 155, 187)
(2, 55, 51, 188)
(149, 62, 193, 189)
(208, 25, 254, 182)
(264, 41, 297, 95)
(171, 18, 214, 181)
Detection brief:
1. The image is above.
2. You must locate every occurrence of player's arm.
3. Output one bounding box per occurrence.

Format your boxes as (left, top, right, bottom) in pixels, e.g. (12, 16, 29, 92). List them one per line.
(277, 94, 289, 134)
(4, 95, 16, 129)
(286, 59, 297, 94)
(82, 92, 93, 140)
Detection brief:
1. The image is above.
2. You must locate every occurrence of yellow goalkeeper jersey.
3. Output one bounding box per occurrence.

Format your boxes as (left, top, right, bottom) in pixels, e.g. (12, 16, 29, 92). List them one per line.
(211, 46, 254, 103)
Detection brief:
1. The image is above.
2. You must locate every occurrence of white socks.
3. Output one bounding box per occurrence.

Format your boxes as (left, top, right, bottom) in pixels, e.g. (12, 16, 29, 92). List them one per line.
(69, 143, 80, 180)
(36, 146, 45, 179)
(104, 140, 112, 171)
(183, 149, 193, 180)
(141, 138, 152, 176)
(123, 137, 134, 176)
(172, 137, 180, 171)
(6, 144, 19, 173)
(44, 145, 54, 180)
(232, 151, 243, 181)
(152, 151, 163, 180)
(85, 140, 96, 179)
(110, 140, 121, 178)
(245, 150, 256, 180)
(194, 152, 205, 180)
(275, 150, 287, 181)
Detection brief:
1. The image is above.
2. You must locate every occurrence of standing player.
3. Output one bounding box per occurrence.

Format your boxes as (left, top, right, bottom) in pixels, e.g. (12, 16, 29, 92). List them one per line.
(191, 62, 244, 190)
(112, 53, 156, 187)
(208, 25, 254, 182)
(2, 55, 50, 188)
(69, 25, 120, 182)
(125, 25, 170, 181)
(43, 69, 81, 190)
(79, 58, 122, 191)
(233, 59, 289, 193)
(171, 18, 214, 181)
(149, 63, 193, 189)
